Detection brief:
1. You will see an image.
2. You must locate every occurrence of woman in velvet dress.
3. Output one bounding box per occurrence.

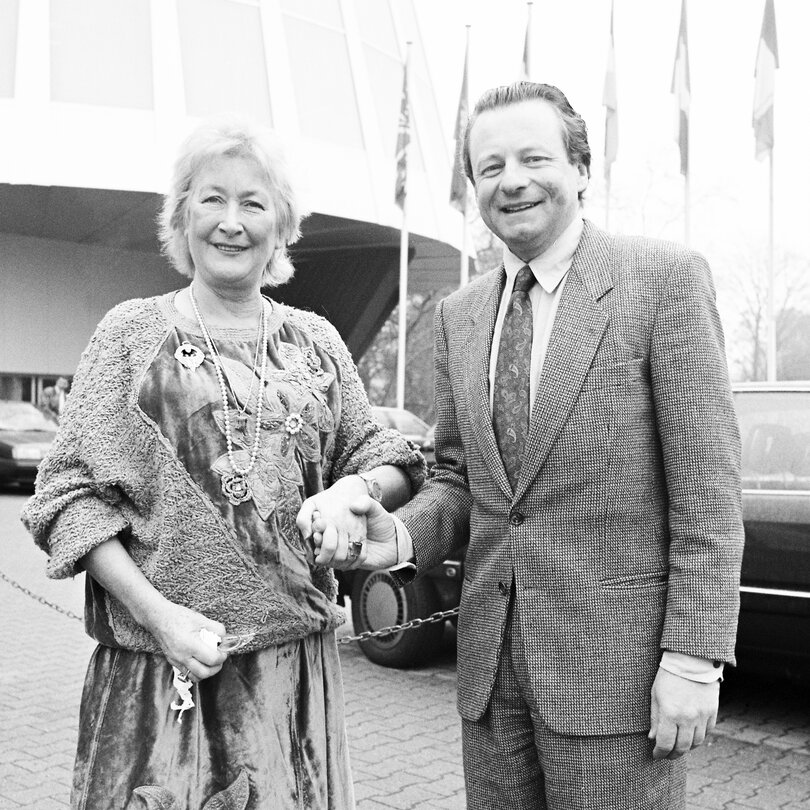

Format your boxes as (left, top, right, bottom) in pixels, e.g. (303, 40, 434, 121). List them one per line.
(22, 118, 424, 810)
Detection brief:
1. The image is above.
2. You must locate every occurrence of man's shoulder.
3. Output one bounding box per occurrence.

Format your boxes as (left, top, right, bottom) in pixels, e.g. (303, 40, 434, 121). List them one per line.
(584, 219, 704, 266)
(441, 266, 501, 311)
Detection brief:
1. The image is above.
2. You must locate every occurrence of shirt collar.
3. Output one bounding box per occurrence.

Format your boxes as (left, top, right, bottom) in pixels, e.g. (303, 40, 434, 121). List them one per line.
(502, 216, 584, 294)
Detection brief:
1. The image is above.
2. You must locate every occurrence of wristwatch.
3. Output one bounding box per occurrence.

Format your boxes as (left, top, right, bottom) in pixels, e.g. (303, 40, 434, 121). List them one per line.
(358, 472, 382, 503)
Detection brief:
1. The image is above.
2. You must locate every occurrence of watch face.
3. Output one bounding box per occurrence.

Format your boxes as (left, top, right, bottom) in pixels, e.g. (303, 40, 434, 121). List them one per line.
(363, 475, 382, 502)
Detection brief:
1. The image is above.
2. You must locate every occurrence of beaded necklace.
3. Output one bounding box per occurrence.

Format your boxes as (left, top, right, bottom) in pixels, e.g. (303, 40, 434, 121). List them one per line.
(189, 287, 269, 505)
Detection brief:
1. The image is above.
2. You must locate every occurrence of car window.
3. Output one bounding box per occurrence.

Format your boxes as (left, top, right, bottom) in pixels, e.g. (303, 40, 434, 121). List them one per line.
(371, 409, 394, 429)
(371, 408, 429, 436)
(735, 391, 810, 492)
(0, 403, 58, 432)
(389, 412, 429, 435)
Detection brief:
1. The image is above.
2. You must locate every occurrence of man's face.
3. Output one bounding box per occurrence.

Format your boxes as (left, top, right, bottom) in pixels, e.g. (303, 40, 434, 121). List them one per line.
(468, 100, 589, 262)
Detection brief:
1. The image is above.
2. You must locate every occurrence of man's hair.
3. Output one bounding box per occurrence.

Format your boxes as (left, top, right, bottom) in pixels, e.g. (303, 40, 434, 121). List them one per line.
(462, 82, 591, 199)
(158, 116, 305, 287)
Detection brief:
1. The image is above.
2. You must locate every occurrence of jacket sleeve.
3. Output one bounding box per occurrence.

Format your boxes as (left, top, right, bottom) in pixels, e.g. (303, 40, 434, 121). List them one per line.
(650, 249, 745, 664)
(396, 298, 473, 574)
(20, 308, 135, 579)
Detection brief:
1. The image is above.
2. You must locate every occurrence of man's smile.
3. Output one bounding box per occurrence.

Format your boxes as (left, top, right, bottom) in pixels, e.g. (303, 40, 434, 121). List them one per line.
(500, 201, 541, 214)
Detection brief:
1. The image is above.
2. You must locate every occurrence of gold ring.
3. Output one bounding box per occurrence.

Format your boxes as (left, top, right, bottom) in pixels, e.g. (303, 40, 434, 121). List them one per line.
(347, 540, 363, 560)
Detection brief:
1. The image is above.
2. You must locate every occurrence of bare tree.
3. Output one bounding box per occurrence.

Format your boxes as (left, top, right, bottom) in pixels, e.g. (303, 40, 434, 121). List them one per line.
(727, 249, 810, 381)
(357, 211, 503, 424)
(357, 287, 452, 423)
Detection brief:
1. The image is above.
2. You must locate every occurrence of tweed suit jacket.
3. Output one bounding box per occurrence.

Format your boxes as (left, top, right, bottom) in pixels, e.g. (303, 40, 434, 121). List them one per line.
(397, 219, 745, 736)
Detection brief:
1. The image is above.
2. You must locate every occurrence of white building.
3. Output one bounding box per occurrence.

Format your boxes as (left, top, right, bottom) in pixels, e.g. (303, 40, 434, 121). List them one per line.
(0, 0, 468, 402)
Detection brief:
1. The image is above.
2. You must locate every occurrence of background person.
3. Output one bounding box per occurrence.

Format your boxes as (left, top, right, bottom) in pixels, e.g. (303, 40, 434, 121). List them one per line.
(306, 82, 745, 810)
(37, 385, 60, 424)
(54, 376, 70, 415)
(22, 117, 423, 810)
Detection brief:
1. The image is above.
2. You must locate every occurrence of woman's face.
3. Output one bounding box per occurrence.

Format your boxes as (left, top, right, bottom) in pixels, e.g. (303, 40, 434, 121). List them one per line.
(185, 154, 277, 293)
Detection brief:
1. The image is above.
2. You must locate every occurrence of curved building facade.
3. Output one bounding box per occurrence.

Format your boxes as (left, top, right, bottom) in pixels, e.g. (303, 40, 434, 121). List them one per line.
(0, 0, 466, 401)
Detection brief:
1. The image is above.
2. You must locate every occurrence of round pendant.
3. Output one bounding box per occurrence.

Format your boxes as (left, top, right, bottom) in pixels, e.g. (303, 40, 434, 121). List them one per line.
(174, 341, 205, 371)
(221, 472, 253, 505)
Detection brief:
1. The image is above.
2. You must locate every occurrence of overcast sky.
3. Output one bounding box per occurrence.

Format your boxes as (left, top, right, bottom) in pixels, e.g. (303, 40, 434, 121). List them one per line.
(414, 0, 810, 361)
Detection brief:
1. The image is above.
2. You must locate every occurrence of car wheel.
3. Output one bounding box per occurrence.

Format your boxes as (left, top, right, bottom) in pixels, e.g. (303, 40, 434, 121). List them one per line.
(350, 570, 445, 668)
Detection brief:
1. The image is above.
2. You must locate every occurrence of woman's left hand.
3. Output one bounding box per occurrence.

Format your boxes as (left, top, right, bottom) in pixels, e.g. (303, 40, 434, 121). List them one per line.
(296, 476, 368, 568)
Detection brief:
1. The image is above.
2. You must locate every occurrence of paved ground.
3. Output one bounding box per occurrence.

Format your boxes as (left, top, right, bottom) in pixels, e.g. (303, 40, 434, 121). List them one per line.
(1, 489, 809, 809)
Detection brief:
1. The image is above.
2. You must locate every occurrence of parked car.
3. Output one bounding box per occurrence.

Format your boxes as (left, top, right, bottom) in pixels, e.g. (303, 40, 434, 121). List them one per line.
(349, 383, 810, 676)
(370, 405, 435, 469)
(0, 400, 58, 485)
(372, 405, 431, 447)
(734, 381, 810, 679)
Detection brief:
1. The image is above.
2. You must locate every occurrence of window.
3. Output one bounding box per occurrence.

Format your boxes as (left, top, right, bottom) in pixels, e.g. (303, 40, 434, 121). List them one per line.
(283, 14, 363, 148)
(354, 0, 397, 52)
(280, 0, 342, 28)
(0, 0, 19, 97)
(177, 0, 272, 122)
(50, 0, 154, 109)
(736, 390, 810, 491)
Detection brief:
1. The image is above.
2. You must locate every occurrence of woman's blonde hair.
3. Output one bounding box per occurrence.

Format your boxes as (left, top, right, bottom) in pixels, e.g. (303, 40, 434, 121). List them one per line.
(158, 116, 304, 287)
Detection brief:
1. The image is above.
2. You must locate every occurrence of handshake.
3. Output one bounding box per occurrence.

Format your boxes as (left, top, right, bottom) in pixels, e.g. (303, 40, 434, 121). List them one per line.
(294, 473, 403, 571)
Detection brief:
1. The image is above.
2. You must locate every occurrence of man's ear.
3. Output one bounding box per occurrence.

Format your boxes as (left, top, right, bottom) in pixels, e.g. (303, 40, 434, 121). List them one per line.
(576, 163, 589, 194)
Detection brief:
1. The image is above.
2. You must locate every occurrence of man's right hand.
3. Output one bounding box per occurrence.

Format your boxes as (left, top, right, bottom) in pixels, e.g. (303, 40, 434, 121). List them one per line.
(312, 496, 400, 570)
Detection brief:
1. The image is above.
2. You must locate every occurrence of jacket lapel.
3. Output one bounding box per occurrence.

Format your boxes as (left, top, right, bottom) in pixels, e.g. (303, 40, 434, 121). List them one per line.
(514, 221, 614, 502)
(464, 268, 514, 501)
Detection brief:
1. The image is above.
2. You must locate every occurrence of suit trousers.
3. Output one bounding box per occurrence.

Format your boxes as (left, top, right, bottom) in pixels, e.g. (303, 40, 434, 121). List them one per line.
(462, 601, 686, 810)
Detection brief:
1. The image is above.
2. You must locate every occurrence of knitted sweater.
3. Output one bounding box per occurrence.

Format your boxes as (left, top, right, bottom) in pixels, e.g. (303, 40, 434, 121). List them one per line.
(22, 293, 425, 654)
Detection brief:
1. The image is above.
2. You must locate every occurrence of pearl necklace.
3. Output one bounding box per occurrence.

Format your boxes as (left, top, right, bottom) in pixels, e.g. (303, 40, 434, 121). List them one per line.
(189, 288, 269, 506)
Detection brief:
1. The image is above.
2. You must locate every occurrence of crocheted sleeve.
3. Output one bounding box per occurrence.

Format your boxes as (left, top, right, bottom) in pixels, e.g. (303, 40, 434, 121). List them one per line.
(284, 307, 426, 492)
(20, 303, 147, 579)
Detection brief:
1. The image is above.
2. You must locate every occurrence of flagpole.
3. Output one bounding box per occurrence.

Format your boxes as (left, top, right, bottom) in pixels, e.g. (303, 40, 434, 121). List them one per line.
(684, 172, 691, 246)
(396, 42, 411, 410)
(460, 213, 469, 287)
(397, 200, 409, 409)
(459, 25, 470, 288)
(671, 0, 690, 245)
(603, 0, 617, 232)
(521, 2, 533, 79)
(766, 148, 776, 380)
(752, 0, 779, 381)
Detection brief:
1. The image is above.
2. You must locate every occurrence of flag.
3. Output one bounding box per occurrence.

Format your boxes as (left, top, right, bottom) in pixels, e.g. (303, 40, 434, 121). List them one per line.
(520, 3, 532, 80)
(394, 56, 409, 210)
(450, 30, 470, 213)
(671, 0, 690, 177)
(753, 0, 779, 160)
(603, 2, 618, 179)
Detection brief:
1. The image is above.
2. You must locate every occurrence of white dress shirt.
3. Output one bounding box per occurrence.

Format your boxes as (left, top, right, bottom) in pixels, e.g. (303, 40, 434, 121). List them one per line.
(489, 216, 583, 412)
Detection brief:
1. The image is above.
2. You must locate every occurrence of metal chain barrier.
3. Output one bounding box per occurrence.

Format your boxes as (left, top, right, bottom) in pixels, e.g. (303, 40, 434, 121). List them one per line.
(337, 607, 459, 644)
(0, 567, 459, 643)
(0, 568, 84, 623)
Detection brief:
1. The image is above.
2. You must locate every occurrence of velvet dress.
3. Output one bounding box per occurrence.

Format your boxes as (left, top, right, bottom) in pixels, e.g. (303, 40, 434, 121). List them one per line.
(48, 294, 416, 810)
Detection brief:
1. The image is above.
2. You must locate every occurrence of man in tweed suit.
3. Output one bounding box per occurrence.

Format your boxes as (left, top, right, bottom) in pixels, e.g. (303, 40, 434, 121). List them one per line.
(307, 82, 744, 809)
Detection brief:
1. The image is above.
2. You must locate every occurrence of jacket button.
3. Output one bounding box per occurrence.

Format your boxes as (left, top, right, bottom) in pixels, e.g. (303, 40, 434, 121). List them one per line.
(509, 511, 524, 526)
(498, 581, 509, 595)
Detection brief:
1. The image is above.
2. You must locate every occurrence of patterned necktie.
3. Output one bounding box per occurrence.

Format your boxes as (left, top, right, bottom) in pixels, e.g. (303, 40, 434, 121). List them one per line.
(492, 265, 535, 490)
